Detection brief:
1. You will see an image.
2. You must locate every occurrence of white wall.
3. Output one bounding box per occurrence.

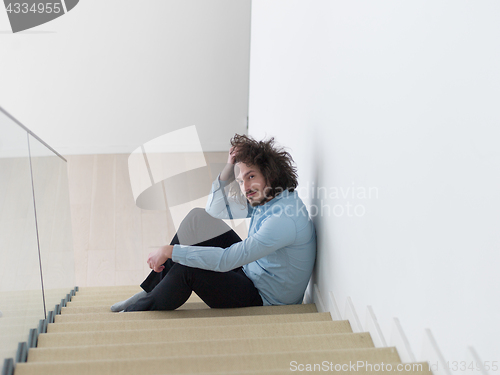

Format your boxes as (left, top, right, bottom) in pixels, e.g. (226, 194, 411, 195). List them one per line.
(0, 0, 250, 155)
(249, 0, 500, 367)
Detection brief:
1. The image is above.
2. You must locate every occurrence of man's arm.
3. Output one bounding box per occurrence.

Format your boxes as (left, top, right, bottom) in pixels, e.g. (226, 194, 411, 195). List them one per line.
(205, 175, 251, 220)
(219, 145, 237, 182)
(205, 146, 251, 220)
(172, 211, 297, 272)
(146, 214, 295, 273)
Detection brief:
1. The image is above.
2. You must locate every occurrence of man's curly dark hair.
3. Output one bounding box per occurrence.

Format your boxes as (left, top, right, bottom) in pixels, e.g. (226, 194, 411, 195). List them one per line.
(230, 134, 298, 197)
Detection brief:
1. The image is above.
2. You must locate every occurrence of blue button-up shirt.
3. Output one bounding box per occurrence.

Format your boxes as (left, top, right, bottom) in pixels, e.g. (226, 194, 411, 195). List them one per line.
(172, 176, 316, 305)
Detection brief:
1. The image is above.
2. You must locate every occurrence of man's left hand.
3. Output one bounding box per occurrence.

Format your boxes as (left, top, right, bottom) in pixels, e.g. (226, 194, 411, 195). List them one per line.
(147, 245, 173, 273)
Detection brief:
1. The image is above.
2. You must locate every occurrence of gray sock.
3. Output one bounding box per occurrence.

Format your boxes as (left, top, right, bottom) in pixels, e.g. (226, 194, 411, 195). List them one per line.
(110, 290, 147, 312)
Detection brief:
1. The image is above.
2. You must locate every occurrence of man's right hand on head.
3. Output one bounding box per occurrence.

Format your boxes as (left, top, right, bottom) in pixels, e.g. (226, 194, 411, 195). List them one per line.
(227, 146, 237, 164)
(221, 146, 238, 182)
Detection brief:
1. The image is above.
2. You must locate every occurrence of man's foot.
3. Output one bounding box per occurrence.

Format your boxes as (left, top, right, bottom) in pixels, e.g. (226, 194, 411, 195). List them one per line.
(110, 290, 147, 312)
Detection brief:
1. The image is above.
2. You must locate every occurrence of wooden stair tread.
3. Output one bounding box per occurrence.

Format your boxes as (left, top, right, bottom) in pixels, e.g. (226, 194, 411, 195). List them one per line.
(54, 303, 318, 323)
(16, 348, 402, 375)
(38, 320, 353, 347)
(48, 312, 333, 333)
(28, 333, 375, 362)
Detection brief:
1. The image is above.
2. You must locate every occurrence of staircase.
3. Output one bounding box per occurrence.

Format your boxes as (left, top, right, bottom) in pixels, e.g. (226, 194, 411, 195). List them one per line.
(14, 285, 431, 374)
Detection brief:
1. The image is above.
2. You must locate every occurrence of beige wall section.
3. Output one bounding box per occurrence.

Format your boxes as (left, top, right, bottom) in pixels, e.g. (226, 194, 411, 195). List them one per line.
(67, 152, 247, 288)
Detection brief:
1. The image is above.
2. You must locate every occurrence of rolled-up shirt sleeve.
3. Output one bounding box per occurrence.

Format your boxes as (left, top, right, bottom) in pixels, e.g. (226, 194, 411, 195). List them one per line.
(172, 212, 297, 272)
(205, 174, 251, 220)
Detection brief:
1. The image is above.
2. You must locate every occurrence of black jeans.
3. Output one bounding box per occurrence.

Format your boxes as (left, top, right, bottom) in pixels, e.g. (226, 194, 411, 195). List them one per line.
(125, 209, 263, 311)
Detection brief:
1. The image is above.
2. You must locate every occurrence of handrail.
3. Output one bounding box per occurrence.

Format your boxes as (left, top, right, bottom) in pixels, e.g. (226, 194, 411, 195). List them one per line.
(0, 105, 75, 371)
(0, 106, 67, 162)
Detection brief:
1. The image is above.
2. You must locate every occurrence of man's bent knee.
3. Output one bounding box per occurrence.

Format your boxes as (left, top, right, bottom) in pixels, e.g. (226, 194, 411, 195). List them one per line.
(176, 208, 232, 245)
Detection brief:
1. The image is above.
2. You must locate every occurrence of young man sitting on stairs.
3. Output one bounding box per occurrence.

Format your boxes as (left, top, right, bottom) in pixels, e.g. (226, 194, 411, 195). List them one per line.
(111, 134, 317, 312)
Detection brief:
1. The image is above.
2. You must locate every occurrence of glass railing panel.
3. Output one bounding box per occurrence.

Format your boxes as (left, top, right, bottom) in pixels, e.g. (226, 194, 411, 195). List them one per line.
(28, 134, 75, 315)
(0, 110, 45, 362)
